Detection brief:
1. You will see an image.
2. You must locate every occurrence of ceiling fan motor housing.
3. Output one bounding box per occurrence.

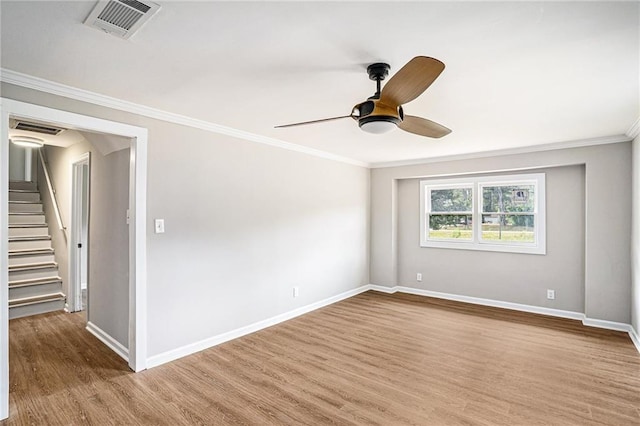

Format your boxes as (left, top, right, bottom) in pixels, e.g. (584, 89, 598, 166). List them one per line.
(355, 100, 403, 130)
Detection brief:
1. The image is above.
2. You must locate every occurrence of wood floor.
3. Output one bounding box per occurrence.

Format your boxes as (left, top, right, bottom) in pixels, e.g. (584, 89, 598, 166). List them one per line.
(3, 291, 640, 425)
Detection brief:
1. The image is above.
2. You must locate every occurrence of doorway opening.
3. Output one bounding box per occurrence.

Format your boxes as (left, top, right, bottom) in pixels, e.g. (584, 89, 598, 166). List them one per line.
(1, 98, 148, 421)
(70, 153, 90, 314)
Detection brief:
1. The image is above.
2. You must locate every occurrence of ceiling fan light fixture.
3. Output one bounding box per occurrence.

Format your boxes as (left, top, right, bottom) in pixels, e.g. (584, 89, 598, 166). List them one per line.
(10, 136, 45, 148)
(358, 116, 399, 134)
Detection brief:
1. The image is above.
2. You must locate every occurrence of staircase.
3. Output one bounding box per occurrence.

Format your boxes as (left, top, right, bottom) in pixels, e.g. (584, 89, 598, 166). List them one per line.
(8, 180, 65, 319)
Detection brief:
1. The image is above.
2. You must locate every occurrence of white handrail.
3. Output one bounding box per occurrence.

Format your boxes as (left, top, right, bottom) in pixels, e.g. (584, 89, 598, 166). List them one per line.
(38, 150, 66, 233)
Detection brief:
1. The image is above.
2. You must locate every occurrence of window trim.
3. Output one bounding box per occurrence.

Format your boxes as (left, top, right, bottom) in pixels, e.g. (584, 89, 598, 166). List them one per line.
(420, 173, 546, 255)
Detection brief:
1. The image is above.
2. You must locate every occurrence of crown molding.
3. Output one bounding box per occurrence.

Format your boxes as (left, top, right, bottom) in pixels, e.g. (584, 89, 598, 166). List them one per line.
(2, 68, 634, 170)
(370, 134, 632, 169)
(0, 68, 369, 168)
(627, 116, 640, 139)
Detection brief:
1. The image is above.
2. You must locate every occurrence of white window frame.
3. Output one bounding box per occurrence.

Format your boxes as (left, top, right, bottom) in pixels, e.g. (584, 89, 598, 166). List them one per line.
(420, 173, 546, 255)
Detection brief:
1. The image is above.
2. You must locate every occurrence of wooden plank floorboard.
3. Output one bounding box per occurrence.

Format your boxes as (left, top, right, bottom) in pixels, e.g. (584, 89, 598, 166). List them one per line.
(3, 290, 640, 425)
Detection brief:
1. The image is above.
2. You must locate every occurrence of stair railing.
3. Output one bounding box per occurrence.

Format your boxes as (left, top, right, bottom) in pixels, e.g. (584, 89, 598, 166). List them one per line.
(38, 149, 67, 238)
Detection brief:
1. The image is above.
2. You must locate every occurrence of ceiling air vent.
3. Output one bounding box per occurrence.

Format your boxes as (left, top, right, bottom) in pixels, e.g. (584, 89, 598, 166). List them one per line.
(84, 0, 161, 39)
(12, 120, 66, 136)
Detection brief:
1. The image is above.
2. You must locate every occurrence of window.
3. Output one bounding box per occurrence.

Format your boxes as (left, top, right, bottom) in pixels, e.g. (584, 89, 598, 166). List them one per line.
(420, 173, 545, 254)
(426, 184, 473, 241)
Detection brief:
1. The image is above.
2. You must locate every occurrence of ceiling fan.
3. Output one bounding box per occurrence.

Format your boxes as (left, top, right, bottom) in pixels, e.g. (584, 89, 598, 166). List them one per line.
(275, 56, 451, 138)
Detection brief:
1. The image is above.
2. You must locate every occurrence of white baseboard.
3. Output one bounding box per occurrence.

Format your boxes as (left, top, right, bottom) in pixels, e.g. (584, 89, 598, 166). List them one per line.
(581, 317, 631, 332)
(86, 321, 129, 362)
(629, 326, 640, 353)
(368, 285, 640, 354)
(146, 284, 640, 368)
(367, 284, 396, 294)
(370, 285, 584, 320)
(146, 285, 372, 368)
(398, 286, 587, 320)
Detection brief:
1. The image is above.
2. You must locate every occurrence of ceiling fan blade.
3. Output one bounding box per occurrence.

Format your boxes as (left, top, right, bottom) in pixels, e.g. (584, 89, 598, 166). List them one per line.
(379, 56, 445, 107)
(399, 115, 451, 138)
(274, 115, 352, 128)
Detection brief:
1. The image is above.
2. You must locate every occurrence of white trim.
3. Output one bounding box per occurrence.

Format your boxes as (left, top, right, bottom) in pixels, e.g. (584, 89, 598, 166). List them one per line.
(419, 173, 546, 255)
(368, 285, 640, 353)
(367, 284, 396, 294)
(1, 69, 632, 170)
(148, 283, 640, 369)
(146, 282, 640, 370)
(371, 135, 632, 169)
(629, 326, 640, 353)
(0, 97, 148, 393)
(86, 321, 129, 362)
(0, 68, 368, 168)
(146, 285, 372, 368)
(394, 286, 585, 320)
(69, 152, 90, 313)
(129, 134, 147, 372)
(626, 116, 640, 139)
(0, 100, 10, 420)
(581, 317, 631, 332)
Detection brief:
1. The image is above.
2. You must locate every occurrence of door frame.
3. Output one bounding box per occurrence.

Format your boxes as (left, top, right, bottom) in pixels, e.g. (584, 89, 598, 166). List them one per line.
(0, 98, 148, 420)
(69, 152, 91, 314)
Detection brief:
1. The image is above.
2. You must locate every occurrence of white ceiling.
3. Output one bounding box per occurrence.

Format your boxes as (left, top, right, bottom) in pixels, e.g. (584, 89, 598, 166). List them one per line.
(1, 1, 638, 165)
(7, 124, 129, 156)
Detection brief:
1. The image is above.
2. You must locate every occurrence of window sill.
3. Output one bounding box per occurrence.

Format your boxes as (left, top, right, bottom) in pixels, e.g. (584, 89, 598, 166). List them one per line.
(420, 240, 546, 255)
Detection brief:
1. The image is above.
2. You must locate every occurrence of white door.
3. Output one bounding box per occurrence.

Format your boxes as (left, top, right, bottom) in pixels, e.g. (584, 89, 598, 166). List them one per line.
(69, 153, 90, 313)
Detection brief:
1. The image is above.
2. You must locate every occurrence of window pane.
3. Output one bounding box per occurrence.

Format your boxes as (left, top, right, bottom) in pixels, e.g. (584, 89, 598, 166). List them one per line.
(429, 215, 473, 240)
(482, 185, 535, 213)
(430, 188, 473, 212)
(481, 214, 535, 242)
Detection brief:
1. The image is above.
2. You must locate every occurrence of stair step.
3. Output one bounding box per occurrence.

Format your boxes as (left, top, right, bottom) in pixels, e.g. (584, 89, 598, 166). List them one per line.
(9, 298, 66, 320)
(9, 237, 52, 251)
(9, 248, 55, 257)
(9, 249, 56, 266)
(9, 276, 62, 288)
(9, 293, 66, 307)
(10, 280, 63, 301)
(9, 181, 37, 191)
(8, 224, 49, 237)
(9, 261, 58, 272)
(8, 236, 51, 242)
(9, 235, 51, 243)
(9, 293, 66, 319)
(9, 190, 40, 202)
(9, 201, 43, 213)
(9, 261, 59, 281)
(9, 213, 46, 224)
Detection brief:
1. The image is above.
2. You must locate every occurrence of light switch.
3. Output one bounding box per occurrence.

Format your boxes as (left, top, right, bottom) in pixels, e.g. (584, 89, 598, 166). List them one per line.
(154, 219, 165, 234)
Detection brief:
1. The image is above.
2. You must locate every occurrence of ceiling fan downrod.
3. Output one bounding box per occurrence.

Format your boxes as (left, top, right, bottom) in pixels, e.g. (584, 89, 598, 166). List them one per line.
(366, 63, 390, 100)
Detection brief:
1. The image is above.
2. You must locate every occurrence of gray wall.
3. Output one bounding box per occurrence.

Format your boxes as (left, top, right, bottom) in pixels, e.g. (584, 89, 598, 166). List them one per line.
(1, 82, 370, 358)
(371, 143, 632, 324)
(8, 143, 25, 181)
(633, 134, 639, 333)
(87, 148, 130, 346)
(145, 120, 369, 355)
(42, 142, 130, 347)
(397, 166, 585, 312)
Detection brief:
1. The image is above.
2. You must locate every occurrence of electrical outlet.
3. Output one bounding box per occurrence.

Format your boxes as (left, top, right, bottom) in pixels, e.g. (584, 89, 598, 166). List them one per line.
(417, 273, 422, 282)
(293, 286, 299, 298)
(547, 289, 555, 300)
